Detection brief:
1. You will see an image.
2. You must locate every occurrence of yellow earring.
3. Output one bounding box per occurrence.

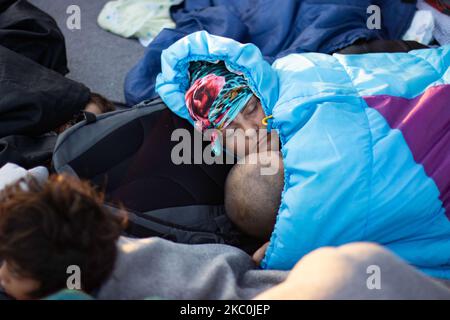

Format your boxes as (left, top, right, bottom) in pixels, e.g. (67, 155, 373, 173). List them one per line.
(262, 115, 273, 126)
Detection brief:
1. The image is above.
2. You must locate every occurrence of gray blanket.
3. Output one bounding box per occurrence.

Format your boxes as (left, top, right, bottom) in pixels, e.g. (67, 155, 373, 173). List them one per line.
(97, 237, 287, 300)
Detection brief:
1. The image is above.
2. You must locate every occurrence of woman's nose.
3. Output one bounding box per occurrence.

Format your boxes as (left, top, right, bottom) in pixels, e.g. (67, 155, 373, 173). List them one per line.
(241, 119, 260, 132)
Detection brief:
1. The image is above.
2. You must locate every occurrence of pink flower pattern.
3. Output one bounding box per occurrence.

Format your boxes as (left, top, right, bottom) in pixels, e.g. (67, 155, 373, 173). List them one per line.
(185, 74, 226, 130)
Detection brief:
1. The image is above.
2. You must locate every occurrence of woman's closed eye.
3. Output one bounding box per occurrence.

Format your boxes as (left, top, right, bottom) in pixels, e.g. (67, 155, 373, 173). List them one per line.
(245, 99, 257, 115)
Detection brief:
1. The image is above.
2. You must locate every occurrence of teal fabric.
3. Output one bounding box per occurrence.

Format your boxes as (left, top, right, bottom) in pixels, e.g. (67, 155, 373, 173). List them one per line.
(156, 31, 450, 279)
(44, 289, 93, 300)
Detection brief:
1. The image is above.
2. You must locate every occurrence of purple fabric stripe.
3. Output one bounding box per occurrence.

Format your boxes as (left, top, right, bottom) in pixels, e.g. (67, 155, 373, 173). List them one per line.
(363, 84, 450, 218)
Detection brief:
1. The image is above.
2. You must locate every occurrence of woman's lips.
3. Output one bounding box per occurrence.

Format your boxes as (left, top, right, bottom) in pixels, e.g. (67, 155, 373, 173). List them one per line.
(257, 134, 269, 152)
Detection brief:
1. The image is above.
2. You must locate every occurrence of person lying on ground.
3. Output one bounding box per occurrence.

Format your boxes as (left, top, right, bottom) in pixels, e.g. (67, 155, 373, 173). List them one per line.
(0, 169, 448, 300)
(0, 175, 124, 299)
(0, 171, 284, 300)
(156, 31, 450, 280)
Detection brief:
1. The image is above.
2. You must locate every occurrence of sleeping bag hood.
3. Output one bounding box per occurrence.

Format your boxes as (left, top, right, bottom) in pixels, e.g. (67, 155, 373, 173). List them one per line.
(156, 31, 450, 279)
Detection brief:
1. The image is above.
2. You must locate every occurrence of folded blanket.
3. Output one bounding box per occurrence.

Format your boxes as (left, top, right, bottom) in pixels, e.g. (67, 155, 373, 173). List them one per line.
(156, 31, 450, 279)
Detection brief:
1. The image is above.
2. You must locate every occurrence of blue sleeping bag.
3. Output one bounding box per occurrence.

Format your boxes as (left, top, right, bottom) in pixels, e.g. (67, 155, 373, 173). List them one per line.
(125, 0, 416, 105)
(156, 31, 450, 279)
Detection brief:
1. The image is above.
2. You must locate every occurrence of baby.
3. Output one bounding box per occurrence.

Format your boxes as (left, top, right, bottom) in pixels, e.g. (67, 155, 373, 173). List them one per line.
(225, 151, 284, 242)
(55, 92, 116, 133)
(0, 175, 125, 300)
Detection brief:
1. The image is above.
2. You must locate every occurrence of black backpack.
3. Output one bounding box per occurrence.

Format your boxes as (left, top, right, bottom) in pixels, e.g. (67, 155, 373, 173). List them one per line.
(52, 98, 260, 253)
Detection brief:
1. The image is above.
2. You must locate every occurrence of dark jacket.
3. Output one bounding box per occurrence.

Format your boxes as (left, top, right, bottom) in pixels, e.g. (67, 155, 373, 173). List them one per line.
(0, 0, 90, 168)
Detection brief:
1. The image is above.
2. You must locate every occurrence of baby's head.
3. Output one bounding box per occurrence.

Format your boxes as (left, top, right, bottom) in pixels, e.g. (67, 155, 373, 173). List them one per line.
(56, 92, 116, 134)
(0, 175, 125, 299)
(225, 151, 284, 241)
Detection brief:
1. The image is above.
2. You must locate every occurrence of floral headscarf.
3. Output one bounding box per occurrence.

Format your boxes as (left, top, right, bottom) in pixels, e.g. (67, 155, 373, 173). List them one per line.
(185, 61, 253, 155)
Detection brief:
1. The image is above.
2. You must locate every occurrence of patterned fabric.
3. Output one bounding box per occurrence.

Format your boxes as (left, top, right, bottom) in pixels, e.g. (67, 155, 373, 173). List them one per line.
(185, 61, 253, 154)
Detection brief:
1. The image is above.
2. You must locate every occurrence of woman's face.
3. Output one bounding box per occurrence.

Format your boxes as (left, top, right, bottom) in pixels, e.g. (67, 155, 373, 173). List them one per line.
(221, 95, 279, 158)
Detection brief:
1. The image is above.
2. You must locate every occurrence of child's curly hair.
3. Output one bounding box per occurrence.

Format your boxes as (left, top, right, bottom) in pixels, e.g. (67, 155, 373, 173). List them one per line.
(0, 175, 126, 298)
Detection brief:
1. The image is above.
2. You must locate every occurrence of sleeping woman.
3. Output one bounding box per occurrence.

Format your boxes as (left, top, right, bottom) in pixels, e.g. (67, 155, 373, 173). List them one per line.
(182, 60, 280, 159)
(156, 31, 450, 281)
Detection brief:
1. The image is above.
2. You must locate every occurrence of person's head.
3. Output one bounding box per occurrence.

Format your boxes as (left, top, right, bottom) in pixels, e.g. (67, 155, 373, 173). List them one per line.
(185, 61, 279, 158)
(85, 92, 116, 115)
(224, 151, 284, 241)
(56, 92, 115, 133)
(0, 175, 125, 300)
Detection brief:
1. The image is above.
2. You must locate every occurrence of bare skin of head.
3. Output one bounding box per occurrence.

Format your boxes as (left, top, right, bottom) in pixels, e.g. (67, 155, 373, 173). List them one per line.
(220, 95, 280, 158)
(225, 151, 284, 242)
